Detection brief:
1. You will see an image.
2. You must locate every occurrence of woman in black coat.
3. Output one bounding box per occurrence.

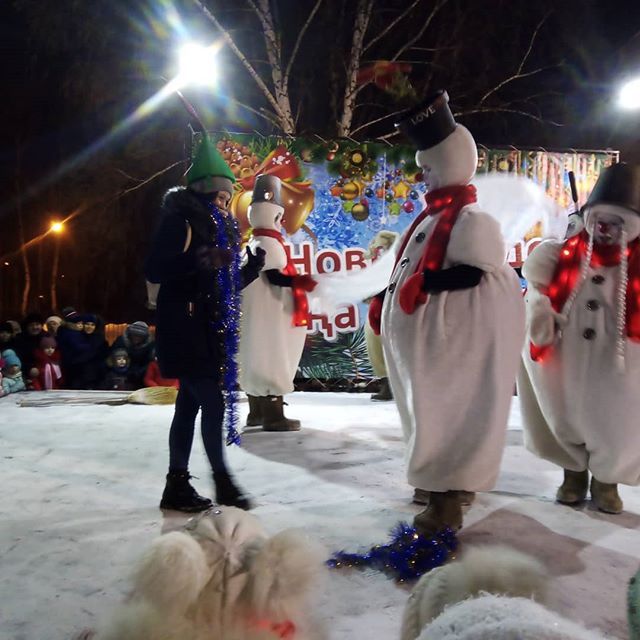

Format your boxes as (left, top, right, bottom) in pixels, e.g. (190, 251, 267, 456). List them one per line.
(145, 138, 264, 513)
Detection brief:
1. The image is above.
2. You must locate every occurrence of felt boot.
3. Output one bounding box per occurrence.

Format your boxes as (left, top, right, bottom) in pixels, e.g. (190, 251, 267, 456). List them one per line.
(556, 469, 589, 505)
(160, 470, 213, 512)
(412, 489, 475, 506)
(590, 477, 623, 514)
(413, 490, 463, 536)
(262, 395, 301, 431)
(371, 377, 393, 401)
(246, 395, 263, 427)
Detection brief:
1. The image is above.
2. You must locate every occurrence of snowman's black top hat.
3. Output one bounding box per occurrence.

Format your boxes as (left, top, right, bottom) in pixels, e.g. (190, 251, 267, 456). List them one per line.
(251, 174, 283, 208)
(585, 163, 640, 216)
(394, 90, 456, 150)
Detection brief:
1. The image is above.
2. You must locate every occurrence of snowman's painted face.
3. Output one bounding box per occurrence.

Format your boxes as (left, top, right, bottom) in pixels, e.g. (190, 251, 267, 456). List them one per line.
(585, 204, 640, 244)
(415, 125, 477, 191)
(594, 214, 624, 245)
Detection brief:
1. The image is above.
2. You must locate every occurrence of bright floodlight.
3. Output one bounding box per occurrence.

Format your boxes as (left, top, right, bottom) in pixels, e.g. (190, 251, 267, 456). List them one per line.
(618, 77, 640, 110)
(177, 43, 218, 86)
(50, 221, 64, 233)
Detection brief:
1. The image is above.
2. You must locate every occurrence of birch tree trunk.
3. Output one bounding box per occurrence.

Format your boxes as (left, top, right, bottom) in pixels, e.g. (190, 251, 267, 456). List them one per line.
(337, 0, 374, 137)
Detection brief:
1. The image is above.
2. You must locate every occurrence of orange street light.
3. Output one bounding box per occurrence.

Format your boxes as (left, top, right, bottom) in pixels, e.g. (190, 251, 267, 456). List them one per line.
(50, 221, 64, 233)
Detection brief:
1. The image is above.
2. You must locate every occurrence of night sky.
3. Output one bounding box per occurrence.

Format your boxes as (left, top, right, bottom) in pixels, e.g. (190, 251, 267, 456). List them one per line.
(1, 0, 639, 320)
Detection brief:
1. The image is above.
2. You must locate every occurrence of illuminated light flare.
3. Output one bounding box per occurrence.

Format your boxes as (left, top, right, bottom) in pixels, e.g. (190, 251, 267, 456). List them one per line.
(618, 77, 640, 110)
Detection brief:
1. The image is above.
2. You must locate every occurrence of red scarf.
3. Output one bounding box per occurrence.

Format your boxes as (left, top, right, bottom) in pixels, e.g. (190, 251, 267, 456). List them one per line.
(396, 184, 477, 312)
(530, 230, 640, 361)
(253, 229, 310, 327)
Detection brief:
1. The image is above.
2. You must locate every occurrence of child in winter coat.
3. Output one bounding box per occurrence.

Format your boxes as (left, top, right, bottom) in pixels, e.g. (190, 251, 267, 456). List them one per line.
(103, 348, 135, 391)
(143, 356, 179, 388)
(0, 321, 16, 352)
(32, 336, 64, 391)
(1, 349, 26, 394)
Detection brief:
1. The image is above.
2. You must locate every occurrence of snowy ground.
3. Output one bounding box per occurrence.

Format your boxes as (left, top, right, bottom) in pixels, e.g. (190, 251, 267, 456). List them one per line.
(1, 391, 639, 640)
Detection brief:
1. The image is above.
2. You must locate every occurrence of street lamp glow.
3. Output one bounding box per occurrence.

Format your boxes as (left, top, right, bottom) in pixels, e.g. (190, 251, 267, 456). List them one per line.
(177, 43, 219, 87)
(50, 221, 64, 233)
(618, 77, 640, 110)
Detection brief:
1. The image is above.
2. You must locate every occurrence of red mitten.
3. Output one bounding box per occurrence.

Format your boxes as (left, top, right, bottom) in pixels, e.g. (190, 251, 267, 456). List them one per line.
(398, 272, 428, 314)
(368, 295, 383, 335)
(292, 274, 318, 292)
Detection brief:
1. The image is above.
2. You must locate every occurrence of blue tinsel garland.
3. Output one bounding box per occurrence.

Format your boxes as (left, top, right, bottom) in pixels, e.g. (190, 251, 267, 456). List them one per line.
(328, 522, 458, 582)
(209, 203, 242, 446)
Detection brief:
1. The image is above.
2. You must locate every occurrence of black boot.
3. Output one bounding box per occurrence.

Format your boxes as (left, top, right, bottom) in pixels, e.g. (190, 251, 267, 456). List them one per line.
(214, 471, 253, 510)
(371, 377, 393, 401)
(160, 471, 213, 512)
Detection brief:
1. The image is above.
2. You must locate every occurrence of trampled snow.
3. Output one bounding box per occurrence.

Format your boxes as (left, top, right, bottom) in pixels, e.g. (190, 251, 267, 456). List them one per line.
(0, 392, 638, 639)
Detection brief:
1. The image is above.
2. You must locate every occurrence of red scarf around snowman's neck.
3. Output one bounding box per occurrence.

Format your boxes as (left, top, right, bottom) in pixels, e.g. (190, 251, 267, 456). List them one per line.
(396, 184, 477, 314)
(530, 229, 640, 361)
(252, 228, 309, 327)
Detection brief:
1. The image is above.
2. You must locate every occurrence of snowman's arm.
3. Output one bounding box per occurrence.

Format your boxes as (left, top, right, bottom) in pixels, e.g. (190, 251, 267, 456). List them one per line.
(265, 269, 295, 287)
(421, 265, 484, 292)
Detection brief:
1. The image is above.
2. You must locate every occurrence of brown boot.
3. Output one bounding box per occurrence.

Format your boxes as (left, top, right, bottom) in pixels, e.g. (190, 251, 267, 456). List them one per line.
(590, 477, 623, 514)
(459, 491, 476, 506)
(413, 491, 463, 536)
(246, 395, 263, 427)
(262, 396, 301, 432)
(556, 469, 589, 505)
(371, 377, 393, 401)
(412, 488, 475, 506)
(412, 488, 430, 505)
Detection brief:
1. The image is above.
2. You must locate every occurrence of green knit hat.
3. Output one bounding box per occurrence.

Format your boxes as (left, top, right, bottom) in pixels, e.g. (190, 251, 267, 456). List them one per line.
(186, 135, 236, 195)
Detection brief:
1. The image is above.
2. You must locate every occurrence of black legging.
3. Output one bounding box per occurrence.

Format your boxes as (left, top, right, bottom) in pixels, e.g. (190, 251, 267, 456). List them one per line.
(168, 376, 227, 474)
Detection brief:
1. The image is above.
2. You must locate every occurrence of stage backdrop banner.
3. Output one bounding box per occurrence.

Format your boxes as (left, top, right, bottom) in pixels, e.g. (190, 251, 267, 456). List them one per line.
(201, 133, 618, 381)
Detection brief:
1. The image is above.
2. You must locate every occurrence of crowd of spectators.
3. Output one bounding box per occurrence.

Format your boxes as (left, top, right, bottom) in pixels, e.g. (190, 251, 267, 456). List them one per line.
(0, 309, 177, 397)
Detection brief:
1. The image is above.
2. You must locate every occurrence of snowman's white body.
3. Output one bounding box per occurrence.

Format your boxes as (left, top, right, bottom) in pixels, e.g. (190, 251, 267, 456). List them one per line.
(381, 126, 525, 492)
(239, 202, 306, 397)
(518, 205, 640, 485)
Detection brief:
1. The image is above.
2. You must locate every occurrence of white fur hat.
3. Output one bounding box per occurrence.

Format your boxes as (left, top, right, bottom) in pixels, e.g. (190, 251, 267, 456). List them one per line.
(401, 546, 548, 640)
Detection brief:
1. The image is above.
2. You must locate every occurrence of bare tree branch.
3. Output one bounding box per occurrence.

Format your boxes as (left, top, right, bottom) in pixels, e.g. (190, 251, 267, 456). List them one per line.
(454, 107, 563, 127)
(229, 98, 282, 128)
(350, 107, 409, 136)
(479, 12, 550, 105)
(116, 160, 185, 198)
(391, 0, 450, 62)
(284, 0, 323, 86)
(338, 0, 375, 137)
(246, 0, 295, 133)
(191, 0, 284, 125)
(364, 0, 421, 52)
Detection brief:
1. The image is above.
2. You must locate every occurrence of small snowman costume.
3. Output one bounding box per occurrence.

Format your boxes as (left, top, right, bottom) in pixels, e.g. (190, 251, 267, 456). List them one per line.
(239, 174, 317, 431)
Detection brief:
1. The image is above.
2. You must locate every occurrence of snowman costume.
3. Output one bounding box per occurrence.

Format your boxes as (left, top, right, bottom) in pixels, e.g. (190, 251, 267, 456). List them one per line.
(239, 174, 317, 431)
(370, 91, 525, 534)
(518, 163, 640, 514)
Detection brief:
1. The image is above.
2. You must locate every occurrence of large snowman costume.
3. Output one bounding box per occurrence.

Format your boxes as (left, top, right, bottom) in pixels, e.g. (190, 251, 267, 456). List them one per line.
(239, 174, 317, 431)
(371, 91, 525, 534)
(518, 163, 640, 514)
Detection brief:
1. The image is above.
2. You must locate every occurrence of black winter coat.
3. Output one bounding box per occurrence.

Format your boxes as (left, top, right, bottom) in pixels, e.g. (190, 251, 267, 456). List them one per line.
(145, 188, 260, 379)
